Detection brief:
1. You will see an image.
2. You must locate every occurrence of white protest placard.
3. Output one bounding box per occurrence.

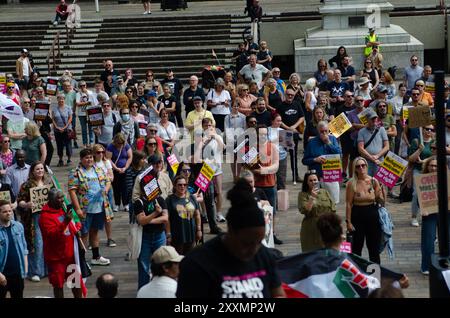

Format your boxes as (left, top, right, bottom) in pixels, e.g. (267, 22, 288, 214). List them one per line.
(30, 185, 51, 213)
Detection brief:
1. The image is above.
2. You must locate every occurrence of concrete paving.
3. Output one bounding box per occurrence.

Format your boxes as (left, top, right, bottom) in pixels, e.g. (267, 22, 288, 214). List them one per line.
(21, 128, 431, 298)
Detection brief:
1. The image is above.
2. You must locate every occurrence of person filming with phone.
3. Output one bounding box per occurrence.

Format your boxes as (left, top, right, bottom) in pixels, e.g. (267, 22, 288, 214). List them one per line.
(298, 170, 336, 253)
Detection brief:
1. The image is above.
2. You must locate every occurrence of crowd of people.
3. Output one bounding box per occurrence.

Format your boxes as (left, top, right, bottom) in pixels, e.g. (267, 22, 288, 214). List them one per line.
(1, 1, 450, 298)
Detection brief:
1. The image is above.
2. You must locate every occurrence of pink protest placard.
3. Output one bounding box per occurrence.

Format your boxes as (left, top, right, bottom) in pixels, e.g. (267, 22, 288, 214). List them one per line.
(340, 242, 352, 254)
(374, 151, 408, 189)
(322, 154, 342, 183)
(194, 162, 214, 192)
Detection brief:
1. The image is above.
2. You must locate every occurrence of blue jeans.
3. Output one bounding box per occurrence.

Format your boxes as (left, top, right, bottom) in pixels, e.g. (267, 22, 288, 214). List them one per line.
(78, 116, 94, 145)
(257, 186, 277, 215)
(421, 214, 437, 272)
(28, 213, 45, 278)
(137, 231, 166, 289)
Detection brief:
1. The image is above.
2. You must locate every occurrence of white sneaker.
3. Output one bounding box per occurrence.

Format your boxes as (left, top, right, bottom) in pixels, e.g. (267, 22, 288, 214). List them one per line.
(147, 11, 152, 14)
(421, 270, 429, 275)
(216, 213, 226, 223)
(91, 256, 111, 266)
(30, 275, 40, 282)
(143, 11, 148, 14)
(113, 205, 119, 212)
(53, 21, 58, 26)
(124, 205, 129, 212)
(411, 218, 419, 227)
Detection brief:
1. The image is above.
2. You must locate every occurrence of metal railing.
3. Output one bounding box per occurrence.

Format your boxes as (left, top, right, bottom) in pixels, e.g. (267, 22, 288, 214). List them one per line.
(47, 31, 61, 76)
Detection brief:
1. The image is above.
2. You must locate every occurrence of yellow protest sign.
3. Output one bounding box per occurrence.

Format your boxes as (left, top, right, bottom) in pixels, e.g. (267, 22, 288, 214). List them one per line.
(195, 162, 215, 192)
(329, 112, 352, 138)
(30, 185, 52, 213)
(402, 106, 413, 121)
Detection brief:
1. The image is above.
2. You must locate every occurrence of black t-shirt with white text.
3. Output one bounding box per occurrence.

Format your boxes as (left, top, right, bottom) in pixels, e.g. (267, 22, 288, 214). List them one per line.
(277, 100, 305, 127)
(176, 235, 281, 298)
(160, 78, 183, 100)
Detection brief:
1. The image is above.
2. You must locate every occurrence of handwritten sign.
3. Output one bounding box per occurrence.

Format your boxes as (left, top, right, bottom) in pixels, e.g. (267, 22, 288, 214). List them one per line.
(408, 106, 431, 128)
(340, 241, 352, 253)
(329, 112, 352, 138)
(414, 171, 450, 216)
(139, 166, 161, 201)
(167, 154, 179, 175)
(194, 162, 214, 192)
(322, 154, 342, 183)
(374, 151, 408, 188)
(0, 72, 6, 93)
(46, 77, 58, 96)
(34, 101, 50, 121)
(138, 121, 148, 137)
(30, 185, 51, 213)
(86, 105, 104, 126)
(0, 191, 11, 202)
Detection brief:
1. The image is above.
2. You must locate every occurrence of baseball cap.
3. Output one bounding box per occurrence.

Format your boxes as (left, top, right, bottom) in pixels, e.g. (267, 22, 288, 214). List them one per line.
(151, 246, 184, 264)
(366, 109, 378, 120)
(7, 82, 15, 88)
(377, 85, 388, 93)
(369, 27, 375, 32)
(21, 48, 28, 53)
(146, 90, 157, 97)
(193, 96, 203, 102)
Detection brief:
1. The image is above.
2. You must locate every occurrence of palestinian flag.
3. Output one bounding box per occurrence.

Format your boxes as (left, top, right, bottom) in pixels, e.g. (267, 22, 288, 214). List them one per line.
(277, 249, 403, 298)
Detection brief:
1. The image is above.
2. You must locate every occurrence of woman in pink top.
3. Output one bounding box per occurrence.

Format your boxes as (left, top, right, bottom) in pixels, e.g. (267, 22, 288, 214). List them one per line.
(236, 84, 257, 116)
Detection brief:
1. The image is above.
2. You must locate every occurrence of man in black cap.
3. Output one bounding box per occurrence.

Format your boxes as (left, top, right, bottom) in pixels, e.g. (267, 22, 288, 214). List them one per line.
(161, 69, 184, 127)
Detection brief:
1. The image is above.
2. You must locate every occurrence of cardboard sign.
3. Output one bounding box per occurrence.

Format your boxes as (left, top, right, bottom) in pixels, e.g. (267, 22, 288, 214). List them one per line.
(86, 105, 104, 126)
(414, 171, 450, 216)
(0, 191, 11, 202)
(279, 129, 295, 150)
(139, 165, 161, 201)
(194, 162, 214, 192)
(167, 154, 179, 175)
(329, 112, 352, 138)
(30, 185, 51, 213)
(322, 154, 342, 183)
(357, 108, 370, 125)
(408, 106, 431, 128)
(340, 241, 352, 253)
(46, 77, 58, 96)
(0, 72, 6, 93)
(242, 147, 258, 165)
(138, 121, 148, 137)
(374, 151, 408, 188)
(34, 101, 50, 121)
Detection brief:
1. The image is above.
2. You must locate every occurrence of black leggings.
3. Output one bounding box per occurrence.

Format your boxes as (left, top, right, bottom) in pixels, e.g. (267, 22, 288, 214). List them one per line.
(0, 275, 24, 299)
(288, 133, 300, 181)
(54, 130, 72, 160)
(112, 170, 128, 207)
(351, 204, 381, 264)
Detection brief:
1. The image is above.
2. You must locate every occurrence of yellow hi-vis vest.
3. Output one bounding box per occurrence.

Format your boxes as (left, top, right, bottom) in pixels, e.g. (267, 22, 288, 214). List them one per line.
(364, 34, 379, 57)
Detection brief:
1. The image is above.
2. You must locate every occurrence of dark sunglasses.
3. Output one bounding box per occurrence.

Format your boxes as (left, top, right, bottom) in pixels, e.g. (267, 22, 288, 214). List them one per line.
(147, 142, 157, 146)
(182, 168, 191, 173)
(176, 183, 187, 187)
(356, 163, 367, 169)
(412, 93, 420, 96)
(149, 129, 157, 133)
(424, 128, 435, 132)
(3, 140, 10, 143)
(96, 151, 105, 154)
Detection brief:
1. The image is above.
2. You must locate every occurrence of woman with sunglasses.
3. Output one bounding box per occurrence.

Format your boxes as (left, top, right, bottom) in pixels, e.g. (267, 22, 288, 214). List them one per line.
(236, 84, 257, 116)
(314, 58, 328, 85)
(360, 58, 380, 90)
(298, 170, 336, 252)
(415, 80, 434, 107)
(0, 136, 15, 169)
(144, 136, 163, 160)
(51, 94, 73, 167)
(346, 157, 384, 264)
(407, 124, 435, 227)
(142, 70, 161, 95)
(166, 175, 202, 255)
(93, 144, 116, 247)
(146, 123, 164, 153)
(5, 82, 20, 106)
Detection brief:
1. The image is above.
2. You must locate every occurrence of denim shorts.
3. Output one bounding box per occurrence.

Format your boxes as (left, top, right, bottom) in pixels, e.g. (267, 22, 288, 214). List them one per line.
(80, 212, 105, 235)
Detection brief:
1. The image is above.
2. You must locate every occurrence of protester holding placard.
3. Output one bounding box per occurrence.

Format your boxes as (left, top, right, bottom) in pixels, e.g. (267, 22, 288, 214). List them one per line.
(407, 125, 435, 227)
(51, 94, 73, 167)
(165, 175, 202, 256)
(389, 84, 410, 154)
(346, 157, 384, 264)
(357, 109, 389, 176)
(75, 81, 97, 147)
(134, 186, 168, 289)
(93, 144, 116, 248)
(68, 148, 112, 266)
(298, 171, 336, 253)
(268, 113, 288, 190)
(106, 133, 133, 212)
(302, 121, 341, 204)
(17, 162, 53, 282)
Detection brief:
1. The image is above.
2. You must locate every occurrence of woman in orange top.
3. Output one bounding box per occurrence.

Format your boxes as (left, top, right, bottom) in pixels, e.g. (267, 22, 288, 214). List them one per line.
(415, 80, 434, 106)
(249, 126, 282, 244)
(236, 84, 257, 116)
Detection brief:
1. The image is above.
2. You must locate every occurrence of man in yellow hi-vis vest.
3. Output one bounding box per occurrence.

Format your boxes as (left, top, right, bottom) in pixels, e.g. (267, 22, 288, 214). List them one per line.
(364, 28, 380, 57)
